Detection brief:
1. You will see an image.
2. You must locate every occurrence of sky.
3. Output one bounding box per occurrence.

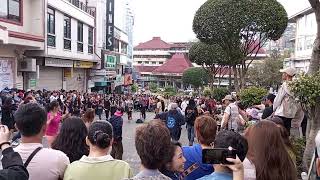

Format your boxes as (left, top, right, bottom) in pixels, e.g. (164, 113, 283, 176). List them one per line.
(132, 0, 310, 45)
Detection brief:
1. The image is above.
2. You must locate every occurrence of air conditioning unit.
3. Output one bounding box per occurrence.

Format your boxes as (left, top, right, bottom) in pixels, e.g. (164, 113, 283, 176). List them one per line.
(19, 58, 36, 72)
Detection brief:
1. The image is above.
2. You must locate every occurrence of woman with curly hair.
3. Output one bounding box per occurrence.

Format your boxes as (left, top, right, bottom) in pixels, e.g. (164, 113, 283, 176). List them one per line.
(52, 117, 89, 163)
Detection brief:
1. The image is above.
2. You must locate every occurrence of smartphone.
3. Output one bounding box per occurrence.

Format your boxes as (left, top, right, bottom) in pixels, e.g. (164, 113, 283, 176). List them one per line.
(202, 148, 236, 165)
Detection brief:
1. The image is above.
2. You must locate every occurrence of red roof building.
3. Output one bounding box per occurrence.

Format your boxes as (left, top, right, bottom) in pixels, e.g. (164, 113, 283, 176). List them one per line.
(134, 37, 172, 50)
(134, 66, 158, 74)
(152, 53, 193, 76)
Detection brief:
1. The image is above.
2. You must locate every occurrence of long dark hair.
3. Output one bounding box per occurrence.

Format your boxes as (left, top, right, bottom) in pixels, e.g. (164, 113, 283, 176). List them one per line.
(245, 120, 296, 180)
(52, 117, 89, 162)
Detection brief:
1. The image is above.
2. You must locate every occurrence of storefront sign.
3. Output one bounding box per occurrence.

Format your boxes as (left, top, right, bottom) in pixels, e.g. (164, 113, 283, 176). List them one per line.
(45, 58, 73, 68)
(106, 0, 115, 51)
(29, 79, 37, 88)
(64, 68, 73, 78)
(74, 61, 93, 68)
(0, 59, 14, 90)
(90, 69, 106, 76)
(105, 55, 116, 69)
(114, 74, 124, 87)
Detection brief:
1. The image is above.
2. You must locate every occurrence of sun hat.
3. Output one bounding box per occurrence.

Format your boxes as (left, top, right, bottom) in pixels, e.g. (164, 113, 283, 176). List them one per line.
(280, 67, 297, 77)
(222, 95, 233, 102)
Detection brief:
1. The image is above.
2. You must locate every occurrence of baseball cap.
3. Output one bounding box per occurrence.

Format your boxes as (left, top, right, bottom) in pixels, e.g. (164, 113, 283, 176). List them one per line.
(280, 67, 297, 77)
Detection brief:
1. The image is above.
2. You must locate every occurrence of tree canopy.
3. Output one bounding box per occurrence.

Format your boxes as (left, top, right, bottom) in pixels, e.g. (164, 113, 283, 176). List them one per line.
(189, 41, 229, 67)
(182, 67, 209, 88)
(193, 0, 288, 89)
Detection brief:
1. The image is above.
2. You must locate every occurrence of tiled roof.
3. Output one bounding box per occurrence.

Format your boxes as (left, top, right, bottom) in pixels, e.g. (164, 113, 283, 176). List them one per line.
(134, 66, 158, 73)
(152, 53, 193, 74)
(134, 37, 172, 50)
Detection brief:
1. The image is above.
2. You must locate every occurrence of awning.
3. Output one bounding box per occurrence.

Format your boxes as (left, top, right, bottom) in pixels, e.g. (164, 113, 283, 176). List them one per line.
(94, 82, 110, 87)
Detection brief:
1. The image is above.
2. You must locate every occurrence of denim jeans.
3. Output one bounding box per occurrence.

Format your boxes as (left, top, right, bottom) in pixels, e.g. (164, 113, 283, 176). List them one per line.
(187, 124, 195, 145)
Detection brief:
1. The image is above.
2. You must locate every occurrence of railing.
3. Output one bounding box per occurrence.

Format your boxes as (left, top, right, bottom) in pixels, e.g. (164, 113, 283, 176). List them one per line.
(68, 0, 95, 16)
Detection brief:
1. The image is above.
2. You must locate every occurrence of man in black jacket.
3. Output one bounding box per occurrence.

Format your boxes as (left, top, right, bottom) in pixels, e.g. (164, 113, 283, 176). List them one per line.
(0, 125, 29, 180)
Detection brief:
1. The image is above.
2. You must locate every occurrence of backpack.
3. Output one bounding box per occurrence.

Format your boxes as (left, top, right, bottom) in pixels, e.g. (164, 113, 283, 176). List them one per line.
(282, 93, 298, 118)
(166, 115, 176, 129)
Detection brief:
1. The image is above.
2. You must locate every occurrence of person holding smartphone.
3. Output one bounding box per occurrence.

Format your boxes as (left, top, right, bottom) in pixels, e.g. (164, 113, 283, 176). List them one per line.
(198, 130, 247, 180)
(0, 125, 29, 180)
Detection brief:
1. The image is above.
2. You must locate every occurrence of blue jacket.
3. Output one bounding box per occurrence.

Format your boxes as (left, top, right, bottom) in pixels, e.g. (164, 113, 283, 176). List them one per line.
(182, 144, 214, 180)
(109, 115, 123, 141)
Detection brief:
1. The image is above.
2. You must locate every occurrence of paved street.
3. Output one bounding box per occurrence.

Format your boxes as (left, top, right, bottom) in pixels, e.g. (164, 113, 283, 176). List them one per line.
(97, 111, 189, 175)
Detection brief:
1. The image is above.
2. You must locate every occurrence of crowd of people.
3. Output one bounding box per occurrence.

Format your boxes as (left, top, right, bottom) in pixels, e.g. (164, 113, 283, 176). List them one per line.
(0, 67, 310, 180)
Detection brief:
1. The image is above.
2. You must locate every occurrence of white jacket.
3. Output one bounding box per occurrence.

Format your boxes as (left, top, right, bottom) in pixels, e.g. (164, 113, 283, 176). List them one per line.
(273, 81, 297, 118)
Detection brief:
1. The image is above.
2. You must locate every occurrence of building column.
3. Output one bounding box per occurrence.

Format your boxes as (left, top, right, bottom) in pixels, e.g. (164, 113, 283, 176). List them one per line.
(157, 81, 160, 87)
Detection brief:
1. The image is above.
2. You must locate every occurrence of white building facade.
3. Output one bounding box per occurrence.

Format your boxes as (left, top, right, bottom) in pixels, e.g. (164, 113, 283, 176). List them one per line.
(285, 7, 315, 73)
(26, 0, 96, 92)
(0, 0, 45, 90)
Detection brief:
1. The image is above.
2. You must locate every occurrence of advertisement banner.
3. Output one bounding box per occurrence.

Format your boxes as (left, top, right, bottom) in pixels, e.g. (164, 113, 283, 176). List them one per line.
(0, 59, 14, 90)
(114, 75, 124, 87)
(105, 55, 116, 69)
(124, 74, 133, 86)
(29, 79, 37, 88)
(106, 0, 115, 51)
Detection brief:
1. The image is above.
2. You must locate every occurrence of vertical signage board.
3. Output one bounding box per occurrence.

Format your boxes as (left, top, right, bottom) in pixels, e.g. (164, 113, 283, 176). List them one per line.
(106, 0, 115, 51)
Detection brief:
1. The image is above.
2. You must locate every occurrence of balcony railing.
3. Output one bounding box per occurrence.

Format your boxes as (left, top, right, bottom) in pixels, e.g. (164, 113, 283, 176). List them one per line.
(68, 0, 95, 16)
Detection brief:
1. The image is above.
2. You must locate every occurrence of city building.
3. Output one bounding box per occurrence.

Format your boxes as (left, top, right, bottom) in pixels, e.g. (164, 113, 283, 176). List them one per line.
(25, 0, 96, 92)
(284, 7, 314, 73)
(133, 37, 192, 87)
(88, 0, 134, 93)
(0, 0, 45, 90)
(133, 37, 266, 88)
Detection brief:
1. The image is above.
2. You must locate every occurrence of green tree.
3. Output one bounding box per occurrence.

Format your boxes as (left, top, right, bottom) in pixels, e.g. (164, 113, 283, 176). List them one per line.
(131, 83, 138, 93)
(182, 67, 209, 89)
(291, 72, 320, 170)
(212, 88, 230, 102)
(148, 82, 158, 93)
(193, 0, 288, 91)
(163, 86, 177, 97)
(247, 55, 283, 88)
(239, 86, 268, 108)
(189, 41, 229, 88)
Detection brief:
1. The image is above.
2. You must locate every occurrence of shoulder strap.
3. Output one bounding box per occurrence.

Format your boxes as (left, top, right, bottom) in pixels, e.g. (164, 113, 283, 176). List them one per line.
(180, 163, 200, 179)
(24, 147, 42, 168)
